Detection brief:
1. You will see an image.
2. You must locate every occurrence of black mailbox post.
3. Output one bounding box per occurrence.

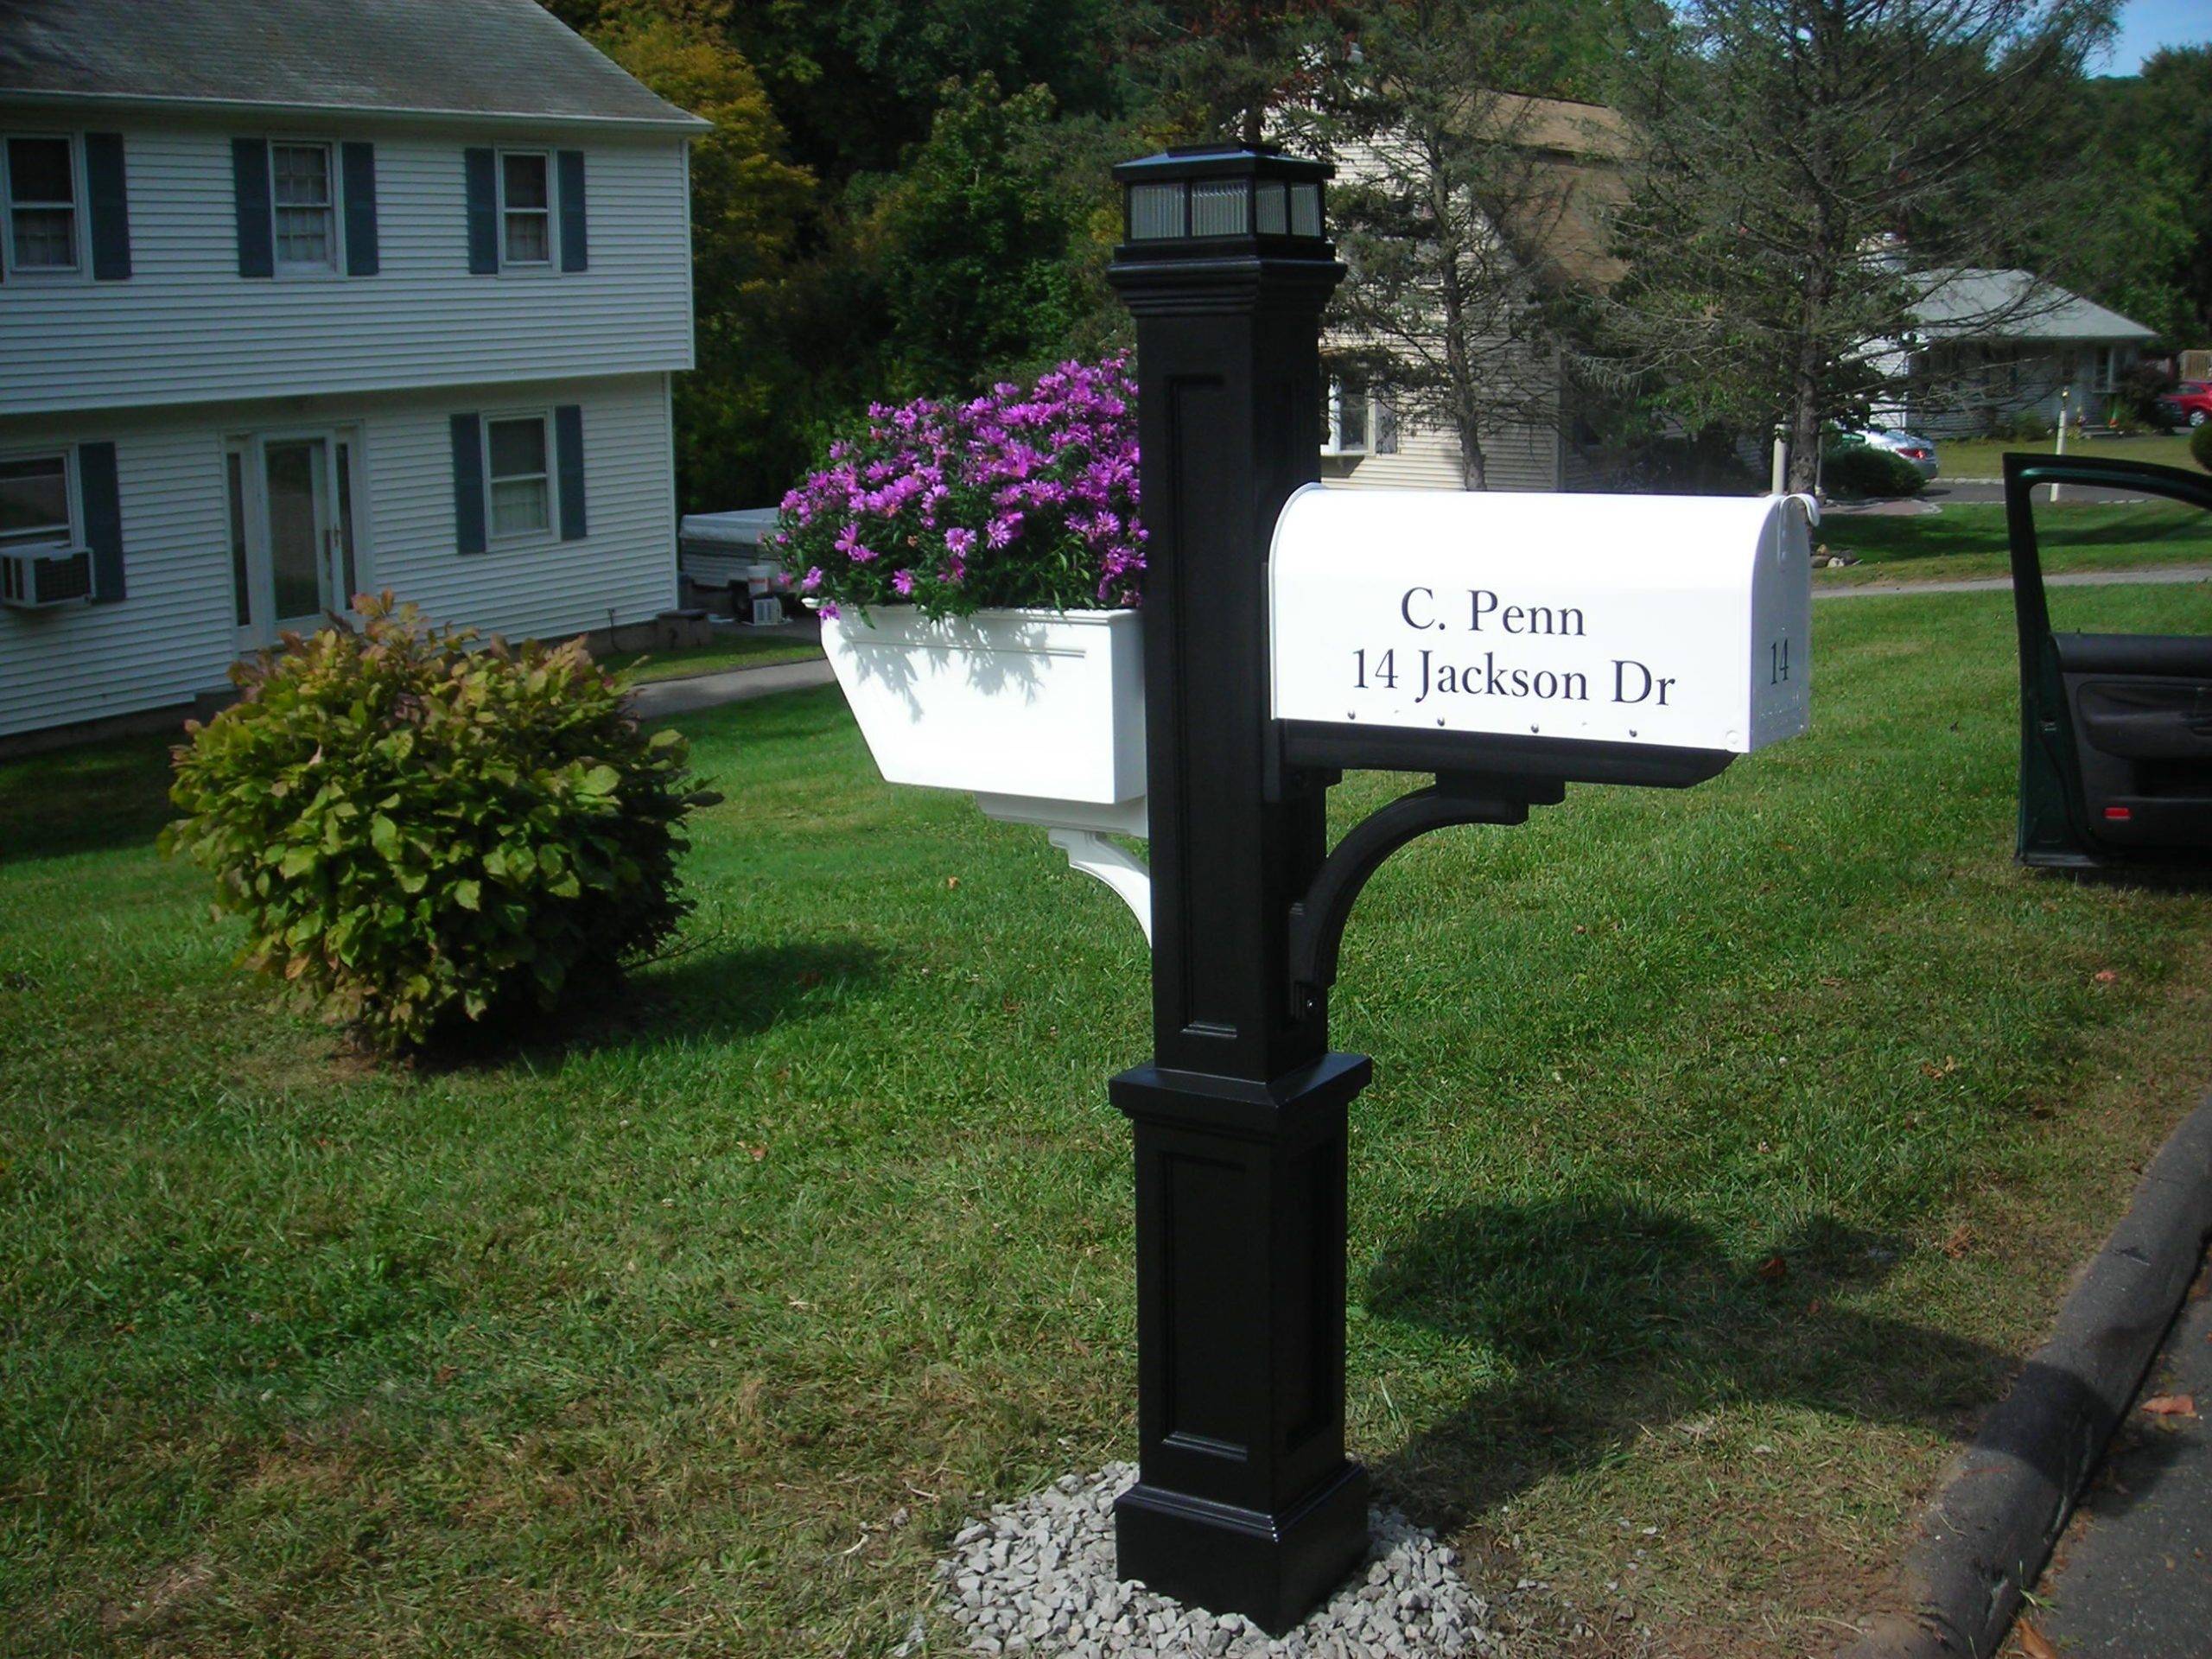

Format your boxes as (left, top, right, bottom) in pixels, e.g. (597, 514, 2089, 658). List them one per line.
(1101, 144, 1808, 1635)
(1104, 145, 1371, 1634)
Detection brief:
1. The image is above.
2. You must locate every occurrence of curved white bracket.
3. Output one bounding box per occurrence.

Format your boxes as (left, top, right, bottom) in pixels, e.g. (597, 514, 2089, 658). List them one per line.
(971, 791, 1153, 944)
(1046, 828, 1154, 944)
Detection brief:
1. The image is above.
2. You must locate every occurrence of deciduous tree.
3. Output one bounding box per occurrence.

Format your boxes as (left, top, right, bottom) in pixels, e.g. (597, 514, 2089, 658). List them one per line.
(591, 16, 817, 507)
(1600, 0, 2119, 490)
(1318, 0, 1612, 487)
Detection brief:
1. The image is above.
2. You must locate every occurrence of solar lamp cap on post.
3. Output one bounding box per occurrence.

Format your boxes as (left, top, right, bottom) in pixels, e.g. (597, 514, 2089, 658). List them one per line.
(1114, 144, 1332, 253)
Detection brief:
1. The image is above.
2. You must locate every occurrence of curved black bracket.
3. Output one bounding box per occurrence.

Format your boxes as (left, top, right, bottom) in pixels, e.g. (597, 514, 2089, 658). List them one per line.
(1287, 772, 1561, 1015)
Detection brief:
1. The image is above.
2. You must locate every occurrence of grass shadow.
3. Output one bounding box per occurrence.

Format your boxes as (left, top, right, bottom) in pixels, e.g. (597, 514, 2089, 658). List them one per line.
(0, 733, 178, 868)
(415, 937, 891, 1071)
(1364, 1198, 2012, 1528)
(2035, 862, 2212, 898)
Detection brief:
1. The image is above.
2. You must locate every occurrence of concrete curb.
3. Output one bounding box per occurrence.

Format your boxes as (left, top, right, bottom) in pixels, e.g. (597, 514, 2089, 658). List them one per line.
(1838, 1099, 2212, 1659)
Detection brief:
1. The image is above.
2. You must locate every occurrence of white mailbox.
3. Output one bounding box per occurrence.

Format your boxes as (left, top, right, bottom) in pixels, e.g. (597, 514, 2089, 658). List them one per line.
(1269, 486, 1813, 754)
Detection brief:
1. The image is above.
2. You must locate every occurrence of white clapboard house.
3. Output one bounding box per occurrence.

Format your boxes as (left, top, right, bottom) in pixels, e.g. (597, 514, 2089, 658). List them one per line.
(0, 0, 706, 744)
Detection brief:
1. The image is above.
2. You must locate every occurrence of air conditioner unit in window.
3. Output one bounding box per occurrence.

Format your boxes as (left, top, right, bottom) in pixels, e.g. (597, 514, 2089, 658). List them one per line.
(0, 548, 93, 610)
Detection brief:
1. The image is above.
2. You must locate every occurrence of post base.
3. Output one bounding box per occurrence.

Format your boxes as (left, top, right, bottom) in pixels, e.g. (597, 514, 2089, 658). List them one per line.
(1115, 1459, 1371, 1637)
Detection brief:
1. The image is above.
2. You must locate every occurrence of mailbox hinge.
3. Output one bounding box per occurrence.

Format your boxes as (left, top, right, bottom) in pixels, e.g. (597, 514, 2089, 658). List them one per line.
(1286, 772, 1561, 1018)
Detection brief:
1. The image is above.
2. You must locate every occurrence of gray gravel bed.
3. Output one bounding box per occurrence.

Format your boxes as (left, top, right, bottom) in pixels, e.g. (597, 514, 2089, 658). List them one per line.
(930, 1463, 1510, 1658)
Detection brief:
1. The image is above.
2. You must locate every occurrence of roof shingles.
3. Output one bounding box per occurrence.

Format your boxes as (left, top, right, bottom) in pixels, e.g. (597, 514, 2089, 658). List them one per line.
(0, 0, 703, 130)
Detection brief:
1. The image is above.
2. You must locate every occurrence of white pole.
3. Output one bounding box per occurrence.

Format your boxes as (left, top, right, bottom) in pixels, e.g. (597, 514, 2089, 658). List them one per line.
(2052, 387, 2069, 504)
(1770, 428, 1788, 495)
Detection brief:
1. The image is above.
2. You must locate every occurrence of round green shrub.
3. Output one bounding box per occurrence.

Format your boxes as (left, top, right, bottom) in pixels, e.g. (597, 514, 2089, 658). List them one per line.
(1821, 443, 1927, 499)
(162, 594, 708, 1052)
(2193, 422, 2212, 473)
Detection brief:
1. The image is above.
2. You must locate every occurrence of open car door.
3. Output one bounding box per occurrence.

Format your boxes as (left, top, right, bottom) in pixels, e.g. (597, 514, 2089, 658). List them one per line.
(2006, 452, 2212, 870)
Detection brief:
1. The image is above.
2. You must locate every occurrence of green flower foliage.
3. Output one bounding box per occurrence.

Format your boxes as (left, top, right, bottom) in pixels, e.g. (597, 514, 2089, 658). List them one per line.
(162, 594, 707, 1052)
(2192, 422, 2212, 474)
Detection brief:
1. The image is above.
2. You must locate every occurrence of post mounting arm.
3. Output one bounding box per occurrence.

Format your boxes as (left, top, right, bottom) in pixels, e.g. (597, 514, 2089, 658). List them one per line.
(1286, 772, 1562, 1015)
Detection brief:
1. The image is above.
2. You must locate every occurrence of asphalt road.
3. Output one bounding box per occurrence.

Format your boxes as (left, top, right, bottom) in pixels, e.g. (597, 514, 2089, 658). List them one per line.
(2033, 1258, 2212, 1657)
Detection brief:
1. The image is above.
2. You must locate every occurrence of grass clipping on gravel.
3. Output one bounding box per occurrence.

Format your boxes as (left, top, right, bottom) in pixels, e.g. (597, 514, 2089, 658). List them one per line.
(2, 585, 2210, 1657)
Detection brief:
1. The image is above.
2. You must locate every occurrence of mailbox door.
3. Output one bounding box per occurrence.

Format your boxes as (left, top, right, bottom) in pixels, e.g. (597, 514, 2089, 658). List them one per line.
(2005, 454, 2212, 868)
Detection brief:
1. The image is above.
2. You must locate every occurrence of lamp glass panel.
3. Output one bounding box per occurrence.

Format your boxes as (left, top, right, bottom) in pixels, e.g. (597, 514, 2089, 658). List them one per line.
(1128, 181, 1185, 240)
(1190, 178, 1249, 237)
(1255, 181, 1288, 235)
(1290, 181, 1323, 237)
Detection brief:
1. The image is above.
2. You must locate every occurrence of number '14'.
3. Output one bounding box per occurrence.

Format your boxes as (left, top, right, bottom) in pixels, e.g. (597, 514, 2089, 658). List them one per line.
(1354, 648, 1398, 690)
(1770, 637, 1791, 685)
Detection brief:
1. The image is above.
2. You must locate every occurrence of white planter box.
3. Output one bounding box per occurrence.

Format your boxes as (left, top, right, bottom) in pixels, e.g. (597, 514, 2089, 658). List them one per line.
(819, 606, 1147, 812)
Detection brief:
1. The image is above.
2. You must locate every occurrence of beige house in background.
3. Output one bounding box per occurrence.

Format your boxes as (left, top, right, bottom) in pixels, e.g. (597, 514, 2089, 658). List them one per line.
(1317, 96, 2160, 490)
(1317, 93, 1629, 495)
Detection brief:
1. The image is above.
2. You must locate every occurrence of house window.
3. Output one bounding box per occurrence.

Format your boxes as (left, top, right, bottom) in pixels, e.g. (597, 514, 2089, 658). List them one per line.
(0, 452, 74, 551)
(499, 152, 551, 267)
(3, 135, 79, 274)
(270, 142, 336, 271)
(485, 415, 551, 538)
(1322, 377, 1372, 456)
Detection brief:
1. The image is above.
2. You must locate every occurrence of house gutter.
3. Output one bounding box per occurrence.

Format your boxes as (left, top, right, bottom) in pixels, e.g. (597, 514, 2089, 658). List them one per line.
(0, 88, 711, 135)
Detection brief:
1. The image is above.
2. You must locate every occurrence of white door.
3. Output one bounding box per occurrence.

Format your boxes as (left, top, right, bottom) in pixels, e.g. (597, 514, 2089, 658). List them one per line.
(227, 429, 365, 645)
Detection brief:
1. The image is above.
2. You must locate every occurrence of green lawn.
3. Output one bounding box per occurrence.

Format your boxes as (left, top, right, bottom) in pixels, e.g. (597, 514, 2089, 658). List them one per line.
(597, 629, 823, 683)
(1935, 432, 2204, 480)
(1818, 499, 2212, 588)
(5, 588, 2212, 1656)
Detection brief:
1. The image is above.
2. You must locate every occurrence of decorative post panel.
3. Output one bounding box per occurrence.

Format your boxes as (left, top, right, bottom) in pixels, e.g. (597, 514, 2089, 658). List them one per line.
(1103, 144, 1814, 1636)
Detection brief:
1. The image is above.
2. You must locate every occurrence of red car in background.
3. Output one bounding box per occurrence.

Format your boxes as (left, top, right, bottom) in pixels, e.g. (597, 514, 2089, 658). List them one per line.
(2155, 381, 2212, 428)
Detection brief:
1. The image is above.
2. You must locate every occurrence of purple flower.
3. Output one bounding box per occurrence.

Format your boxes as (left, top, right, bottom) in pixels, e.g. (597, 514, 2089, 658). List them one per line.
(775, 355, 1142, 618)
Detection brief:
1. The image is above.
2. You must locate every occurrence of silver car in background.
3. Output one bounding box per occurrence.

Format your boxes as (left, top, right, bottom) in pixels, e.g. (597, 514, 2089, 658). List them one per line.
(1853, 427, 1942, 480)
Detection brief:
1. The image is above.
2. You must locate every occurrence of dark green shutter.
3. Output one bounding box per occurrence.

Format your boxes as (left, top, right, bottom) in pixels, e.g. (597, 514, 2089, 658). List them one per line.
(464, 148, 498, 274)
(85, 134, 131, 281)
(451, 414, 486, 555)
(341, 142, 378, 276)
(555, 404, 586, 540)
(79, 442, 124, 602)
(232, 138, 272, 278)
(557, 149, 587, 272)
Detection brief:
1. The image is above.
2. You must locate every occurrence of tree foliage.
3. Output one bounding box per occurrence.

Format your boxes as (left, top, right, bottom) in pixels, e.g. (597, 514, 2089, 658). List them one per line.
(592, 15, 818, 511)
(533, 0, 2198, 512)
(1318, 0, 1614, 487)
(858, 78, 1118, 397)
(1600, 0, 2120, 490)
(1121, 1, 1353, 144)
(2056, 46, 2212, 346)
